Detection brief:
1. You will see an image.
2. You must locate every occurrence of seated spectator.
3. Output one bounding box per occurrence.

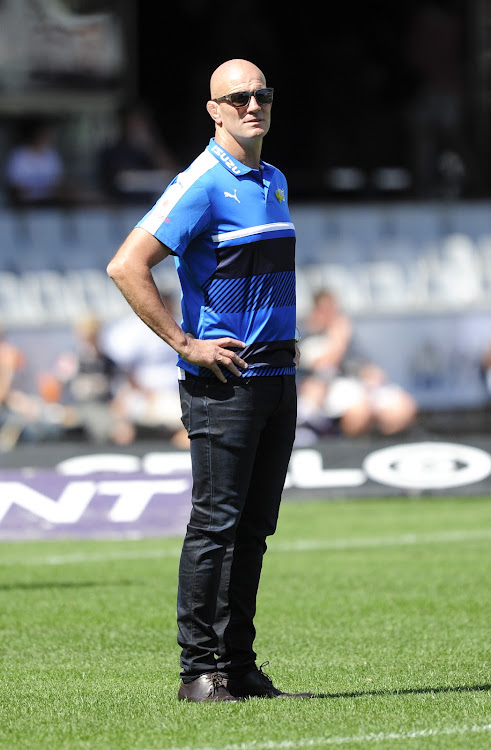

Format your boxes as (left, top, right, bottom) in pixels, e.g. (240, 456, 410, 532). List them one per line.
(296, 290, 418, 443)
(4, 116, 95, 208)
(0, 327, 27, 449)
(100, 292, 189, 448)
(96, 102, 178, 204)
(0, 323, 69, 449)
(53, 313, 134, 444)
(4, 118, 70, 207)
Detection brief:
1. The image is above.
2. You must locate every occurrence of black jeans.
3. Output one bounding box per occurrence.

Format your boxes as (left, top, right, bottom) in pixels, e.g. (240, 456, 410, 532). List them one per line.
(177, 374, 297, 679)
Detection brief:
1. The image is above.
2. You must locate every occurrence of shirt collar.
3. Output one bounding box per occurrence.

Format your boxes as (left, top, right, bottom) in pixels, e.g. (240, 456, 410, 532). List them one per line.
(207, 138, 266, 177)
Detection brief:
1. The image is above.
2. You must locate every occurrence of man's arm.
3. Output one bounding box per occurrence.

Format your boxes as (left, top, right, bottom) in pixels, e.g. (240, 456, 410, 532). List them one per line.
(107, 227, 247, 382)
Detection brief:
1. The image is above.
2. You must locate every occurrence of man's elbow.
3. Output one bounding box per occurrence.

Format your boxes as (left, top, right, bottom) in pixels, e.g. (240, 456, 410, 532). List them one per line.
(106, 254, 126, 283)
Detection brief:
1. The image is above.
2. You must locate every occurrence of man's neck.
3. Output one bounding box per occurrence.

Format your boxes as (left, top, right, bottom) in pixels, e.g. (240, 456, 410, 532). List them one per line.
(214, 133, 262, 170)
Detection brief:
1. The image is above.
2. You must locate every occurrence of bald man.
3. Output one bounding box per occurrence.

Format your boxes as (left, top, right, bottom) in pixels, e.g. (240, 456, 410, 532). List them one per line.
(108, 59, 312, 701)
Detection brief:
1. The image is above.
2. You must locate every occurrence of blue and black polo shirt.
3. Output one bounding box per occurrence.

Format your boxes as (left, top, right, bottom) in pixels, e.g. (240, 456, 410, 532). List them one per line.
(137, 138, 296, 378)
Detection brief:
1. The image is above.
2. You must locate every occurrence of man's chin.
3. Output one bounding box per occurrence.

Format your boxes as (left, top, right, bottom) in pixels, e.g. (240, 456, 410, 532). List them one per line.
(245, 122, 269, 137)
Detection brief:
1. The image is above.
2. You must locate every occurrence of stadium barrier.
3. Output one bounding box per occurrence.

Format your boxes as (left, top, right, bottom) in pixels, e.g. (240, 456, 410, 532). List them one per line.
(1, 437, 491, 540)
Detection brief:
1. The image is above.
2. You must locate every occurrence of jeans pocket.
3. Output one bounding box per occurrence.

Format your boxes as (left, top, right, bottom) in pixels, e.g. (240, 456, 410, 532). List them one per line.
(178, 380, 194, 432)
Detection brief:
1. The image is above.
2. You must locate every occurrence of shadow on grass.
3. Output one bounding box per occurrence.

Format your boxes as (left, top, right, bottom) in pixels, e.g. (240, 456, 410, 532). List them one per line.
(313, 684, 491, 699)
(0, 579, 138, 591)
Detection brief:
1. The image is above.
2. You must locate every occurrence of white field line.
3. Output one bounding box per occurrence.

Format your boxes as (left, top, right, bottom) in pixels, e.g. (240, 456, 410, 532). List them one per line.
(148, 722, 491, 750)
(0, 528, 491, 568)
(272, 528, 491, 552)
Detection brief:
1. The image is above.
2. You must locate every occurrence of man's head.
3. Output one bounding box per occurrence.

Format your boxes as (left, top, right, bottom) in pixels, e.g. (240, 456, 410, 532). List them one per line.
(206, 59, 272, 154)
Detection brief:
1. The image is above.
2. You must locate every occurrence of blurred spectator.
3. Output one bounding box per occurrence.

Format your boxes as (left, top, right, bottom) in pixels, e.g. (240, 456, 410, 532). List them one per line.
(402, 3, 472, 198)
(296, 290, 418, 443)
(0, 323, 69, 450)
(3, 117, 86, 207)
(53, 313, 134, 444)
(0, 327, 25, 404)
(0, 326, 26, 449)
(101, 292, 189, 448)
(96, 102, 178, 204)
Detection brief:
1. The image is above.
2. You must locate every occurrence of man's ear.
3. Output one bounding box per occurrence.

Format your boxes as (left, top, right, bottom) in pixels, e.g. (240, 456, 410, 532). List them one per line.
(206, 100, 222, 124)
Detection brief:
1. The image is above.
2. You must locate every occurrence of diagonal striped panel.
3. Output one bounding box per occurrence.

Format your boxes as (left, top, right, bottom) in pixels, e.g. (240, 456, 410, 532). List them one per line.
(203, 271, 296, 313)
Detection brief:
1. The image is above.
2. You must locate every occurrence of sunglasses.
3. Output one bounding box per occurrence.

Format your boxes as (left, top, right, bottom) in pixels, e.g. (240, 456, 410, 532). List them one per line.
(213, 87, 274, 109)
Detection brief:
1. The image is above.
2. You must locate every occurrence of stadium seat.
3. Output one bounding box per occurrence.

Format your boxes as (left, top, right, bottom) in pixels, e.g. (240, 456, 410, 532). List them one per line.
(13, 209, 68, 272)
(295, 267, 314, 321)
(476, 236, 491, 296)
(319, 233, 367, 267)
(382, 203, 444, 246)
(356, 261, 411, 311)
(293, 205, 382, 266)
(0, 268, 130, 327)
(427, 234, 483, 307)
(63, 269, 130, 320)
(0, 272, 21, 324)
(441, 232, 480, 264)
(290, 205, 328, 264)
(364, 228, 418, 269)
(64, 208, 118, 270)
(114, 206, 146, 240)
(404, 254, 433, 308)
(20, 271, 73, 323)
(332, 206, 382, 260)
(0, 211, 20, 271)
(302, 262, 371, 312)
(442, 202, 491, 242)
(0, 271, 54, 325)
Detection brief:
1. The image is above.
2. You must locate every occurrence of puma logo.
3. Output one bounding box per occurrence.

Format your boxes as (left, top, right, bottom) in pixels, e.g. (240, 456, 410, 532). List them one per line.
(224, 189, 240, 203)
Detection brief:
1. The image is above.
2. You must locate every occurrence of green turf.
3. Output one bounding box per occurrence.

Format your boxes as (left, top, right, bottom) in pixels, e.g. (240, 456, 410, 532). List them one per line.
(1, 495, 490, 749)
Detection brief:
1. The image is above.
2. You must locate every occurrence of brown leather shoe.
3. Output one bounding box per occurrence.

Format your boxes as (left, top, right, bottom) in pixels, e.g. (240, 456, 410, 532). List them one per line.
(226, 662, 315, 699)
(178, 672, 240, 702)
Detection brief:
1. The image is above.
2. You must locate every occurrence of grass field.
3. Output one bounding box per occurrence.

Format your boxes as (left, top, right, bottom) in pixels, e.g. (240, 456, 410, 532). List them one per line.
(1, 495, 491, 750)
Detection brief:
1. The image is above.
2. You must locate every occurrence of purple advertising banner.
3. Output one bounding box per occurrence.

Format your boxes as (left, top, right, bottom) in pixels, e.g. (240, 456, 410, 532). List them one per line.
(1, 439, 491, 540)
(0, 469, 192, 541)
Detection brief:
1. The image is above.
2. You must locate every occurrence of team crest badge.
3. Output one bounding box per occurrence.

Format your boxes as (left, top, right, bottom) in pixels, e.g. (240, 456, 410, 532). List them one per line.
(275, 188, 285, 203)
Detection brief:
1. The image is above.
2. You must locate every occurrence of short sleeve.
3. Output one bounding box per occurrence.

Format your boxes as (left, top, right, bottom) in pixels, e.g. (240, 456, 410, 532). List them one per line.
(137, 179, 210, 257)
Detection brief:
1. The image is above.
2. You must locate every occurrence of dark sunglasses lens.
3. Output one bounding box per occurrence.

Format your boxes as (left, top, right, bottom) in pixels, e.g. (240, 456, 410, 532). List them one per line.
(255, 89, 273, 104)
(230, 92, 250, 107)
(228, 89, 273, 107)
